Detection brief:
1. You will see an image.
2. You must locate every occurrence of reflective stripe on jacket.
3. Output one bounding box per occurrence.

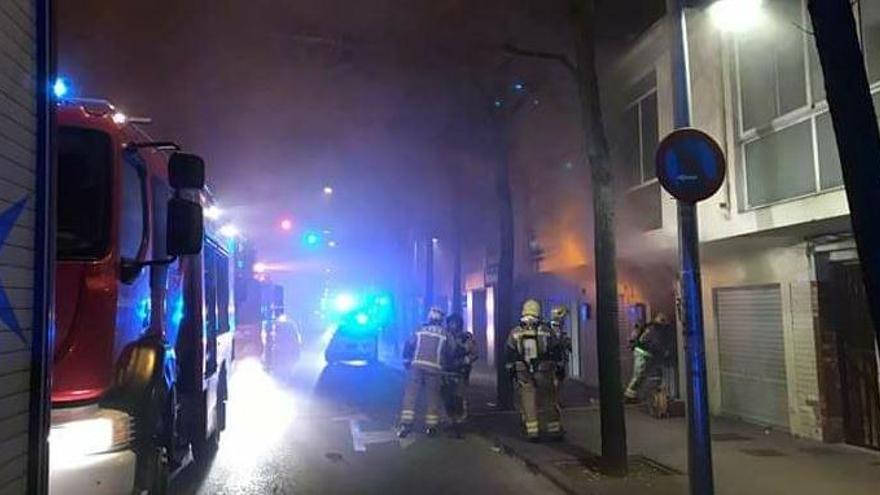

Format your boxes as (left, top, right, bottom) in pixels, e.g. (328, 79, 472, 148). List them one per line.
(411, 324, 448, 371)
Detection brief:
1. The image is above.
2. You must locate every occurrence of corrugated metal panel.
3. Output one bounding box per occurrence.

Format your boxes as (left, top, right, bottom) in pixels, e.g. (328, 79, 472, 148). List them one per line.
(0, 1, 36, 493)
(715, 285, 790, 428)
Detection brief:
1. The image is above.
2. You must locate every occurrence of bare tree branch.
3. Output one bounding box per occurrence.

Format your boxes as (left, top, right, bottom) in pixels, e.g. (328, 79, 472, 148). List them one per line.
(502, 43, 577, 76)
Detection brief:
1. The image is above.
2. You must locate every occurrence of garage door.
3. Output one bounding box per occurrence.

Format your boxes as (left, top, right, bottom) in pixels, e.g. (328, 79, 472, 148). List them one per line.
(0, 1, 50, 494)
(715, 285, 789, 428)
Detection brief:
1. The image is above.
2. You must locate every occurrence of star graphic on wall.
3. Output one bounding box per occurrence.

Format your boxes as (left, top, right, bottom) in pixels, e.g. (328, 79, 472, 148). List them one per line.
(0, 197, 28, 343)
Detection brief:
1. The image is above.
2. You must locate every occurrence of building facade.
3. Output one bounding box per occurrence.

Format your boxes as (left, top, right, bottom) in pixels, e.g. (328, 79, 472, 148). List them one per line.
(463, 0, 879, 450)
(607, 1, 879, 447)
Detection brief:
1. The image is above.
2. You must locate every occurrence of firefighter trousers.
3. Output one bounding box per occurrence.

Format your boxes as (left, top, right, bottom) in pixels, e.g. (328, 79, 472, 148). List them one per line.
(442, 374, 468, 425)
(625, 348, 657, 399)
(400, 367, 442, 427)
(514, 362, 562, 438)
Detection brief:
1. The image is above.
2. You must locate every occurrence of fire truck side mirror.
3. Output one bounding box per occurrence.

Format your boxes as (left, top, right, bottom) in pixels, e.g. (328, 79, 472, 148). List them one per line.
(167, 197, 204, 256)
(168, 152, 206, 190)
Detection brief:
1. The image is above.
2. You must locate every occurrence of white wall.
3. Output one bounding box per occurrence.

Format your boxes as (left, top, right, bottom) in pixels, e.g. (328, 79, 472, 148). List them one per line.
(701, 241, 822, 439)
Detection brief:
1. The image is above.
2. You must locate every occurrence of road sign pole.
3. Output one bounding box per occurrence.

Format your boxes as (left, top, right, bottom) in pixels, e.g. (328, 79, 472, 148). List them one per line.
(678, 201, 714, 495)
(666, 1, 715, 493)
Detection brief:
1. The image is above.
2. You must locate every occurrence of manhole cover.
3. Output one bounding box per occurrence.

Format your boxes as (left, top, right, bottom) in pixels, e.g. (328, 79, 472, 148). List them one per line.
(551, 455, 681, 484)
(712, 432, 751, 442)
(741, 448, 786, 457)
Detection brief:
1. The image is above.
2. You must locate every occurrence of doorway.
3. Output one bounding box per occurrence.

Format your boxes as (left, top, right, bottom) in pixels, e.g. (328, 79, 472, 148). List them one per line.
(824, 257, 880, 450)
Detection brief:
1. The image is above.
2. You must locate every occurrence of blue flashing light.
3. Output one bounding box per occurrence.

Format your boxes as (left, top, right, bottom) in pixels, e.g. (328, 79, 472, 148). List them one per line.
(303, 231, 321, 247)
(171, 296, 185, 328)
(334, 293, 357, 312)
(53, 78, 69, 99)
(136, 297, 151, 327)
(355, 312, 369, 325)
(513, 82, 525, 91)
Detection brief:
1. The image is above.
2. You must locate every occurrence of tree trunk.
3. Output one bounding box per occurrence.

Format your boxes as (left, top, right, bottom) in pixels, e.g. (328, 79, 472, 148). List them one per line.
(571, 0, 627, 475)
(425, 237, 434, 312)
(452, 228, 462, 315)
(451, 165, 464, 316)
(494, 122, 516, 410)
(808, 0, 880, 345)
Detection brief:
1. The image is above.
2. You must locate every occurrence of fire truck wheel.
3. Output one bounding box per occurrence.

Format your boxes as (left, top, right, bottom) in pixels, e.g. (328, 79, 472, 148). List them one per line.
(135, 383, 176, 494)
(192, 380, 224, 465)
(140, 445, 170, 495)
(192, 427, 220, 465)
(217, 371, 228, 431)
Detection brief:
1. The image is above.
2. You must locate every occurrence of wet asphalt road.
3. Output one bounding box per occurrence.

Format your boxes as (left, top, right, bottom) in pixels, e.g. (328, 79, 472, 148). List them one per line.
(170, 343, 563, 495)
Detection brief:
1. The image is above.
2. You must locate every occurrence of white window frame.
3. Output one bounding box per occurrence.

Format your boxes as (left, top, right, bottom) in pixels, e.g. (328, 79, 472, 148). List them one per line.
(733, 0, 879, 210)
(624, 85, 660, 192)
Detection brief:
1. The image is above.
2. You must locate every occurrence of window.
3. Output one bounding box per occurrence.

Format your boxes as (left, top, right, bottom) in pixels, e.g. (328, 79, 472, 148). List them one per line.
(57, 127, 112, 259)
(744, 120, 815, 205)
(734, 0, 872, 208)
(203, 241, 231, 338)
(120, 151, 148, 259)
(217, 251, 231, 333)
(863, 1, 880, 83)
(620, 72, 661, 231)
(622, 85, 659, 186)
(151, 178, 170, 260)
(737, 0, 806, 131)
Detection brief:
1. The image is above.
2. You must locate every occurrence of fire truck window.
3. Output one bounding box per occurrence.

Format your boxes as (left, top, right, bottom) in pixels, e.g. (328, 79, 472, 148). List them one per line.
(151, 178, 170, 260)
(216, 251, 231, 334)
(121, 152, 148, 260)
(57, 127, 112, 259)
(204, 242, 219, 374)
(150, 178, 171, 291)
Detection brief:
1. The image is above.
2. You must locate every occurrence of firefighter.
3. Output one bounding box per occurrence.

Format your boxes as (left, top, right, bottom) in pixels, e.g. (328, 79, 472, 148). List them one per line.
(549, 305, 571, 401)
(398, 307, 450, 438)
(624, 312, 672, 403)
(443, 313, 477, 437)
(505, 299, 564, 441)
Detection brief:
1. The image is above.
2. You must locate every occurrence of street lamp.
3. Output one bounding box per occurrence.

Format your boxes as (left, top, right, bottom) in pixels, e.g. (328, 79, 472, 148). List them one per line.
(204, 205, 223, 220)
(323, 186, 334, 196)
(219, 223, 239, 238)
(280, 218, 293, 231)
(708, 0, 764, 33)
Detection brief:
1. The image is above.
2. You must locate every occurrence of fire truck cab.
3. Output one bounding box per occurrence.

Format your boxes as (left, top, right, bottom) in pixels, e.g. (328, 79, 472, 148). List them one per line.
(49, 100, 234, 494)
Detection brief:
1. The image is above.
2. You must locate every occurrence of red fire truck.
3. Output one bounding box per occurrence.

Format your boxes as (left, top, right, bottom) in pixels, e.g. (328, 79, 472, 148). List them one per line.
(49, 99, 235, 494)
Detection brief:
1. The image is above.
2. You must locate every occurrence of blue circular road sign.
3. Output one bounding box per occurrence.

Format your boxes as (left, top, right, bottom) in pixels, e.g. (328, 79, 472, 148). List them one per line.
(655, 128, 726, 203)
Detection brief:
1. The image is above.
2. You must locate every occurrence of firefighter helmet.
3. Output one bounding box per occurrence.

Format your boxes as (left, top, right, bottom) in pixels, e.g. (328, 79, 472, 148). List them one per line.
(521, 299, 542, 321)
(427, 306, 445, 324)
(551, 305, 568, 321)
(446, 313, 464, 332)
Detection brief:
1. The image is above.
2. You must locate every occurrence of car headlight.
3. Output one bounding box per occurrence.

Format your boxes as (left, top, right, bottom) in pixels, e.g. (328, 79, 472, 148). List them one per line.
(50, 406, 133, 461)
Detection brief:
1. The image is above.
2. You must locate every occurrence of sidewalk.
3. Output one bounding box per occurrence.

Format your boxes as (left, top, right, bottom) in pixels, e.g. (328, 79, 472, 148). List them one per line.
(465, 367, 880, 495)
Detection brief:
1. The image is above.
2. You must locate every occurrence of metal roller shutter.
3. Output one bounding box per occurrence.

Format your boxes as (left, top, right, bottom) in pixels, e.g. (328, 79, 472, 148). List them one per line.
(715, 285, 789, 428)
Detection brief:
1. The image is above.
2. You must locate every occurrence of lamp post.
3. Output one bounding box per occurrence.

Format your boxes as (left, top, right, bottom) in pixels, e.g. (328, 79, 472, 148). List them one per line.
(665, 1, 763, 493)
